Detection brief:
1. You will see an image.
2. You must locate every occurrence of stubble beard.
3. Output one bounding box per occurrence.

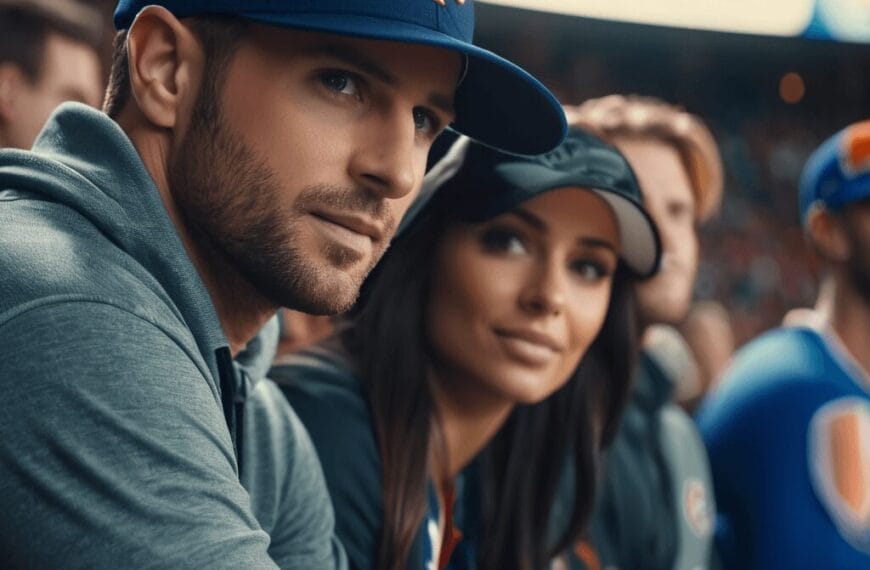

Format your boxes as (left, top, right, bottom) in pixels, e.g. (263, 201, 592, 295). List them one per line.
(845, 235, 870, 307)
(168, 83, 390, 315)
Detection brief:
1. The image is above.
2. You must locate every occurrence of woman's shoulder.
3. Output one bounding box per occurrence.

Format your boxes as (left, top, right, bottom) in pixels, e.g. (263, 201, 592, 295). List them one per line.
(271, 341, 366, 412)
(269, 338, 377, 467)
(271, 340, 384, 570)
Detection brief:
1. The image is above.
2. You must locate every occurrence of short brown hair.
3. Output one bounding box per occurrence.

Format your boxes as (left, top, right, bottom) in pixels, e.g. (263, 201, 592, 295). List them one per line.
(0, 0, 102, 82)
(102, 16, 248, 119)
(566, 95, 724, 222)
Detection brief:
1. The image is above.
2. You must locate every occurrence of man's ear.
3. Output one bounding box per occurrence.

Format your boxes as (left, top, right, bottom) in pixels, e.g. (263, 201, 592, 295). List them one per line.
(0, 64, 23, 124)
(807, 205, 850, 262)
(126, 6, 204, 130)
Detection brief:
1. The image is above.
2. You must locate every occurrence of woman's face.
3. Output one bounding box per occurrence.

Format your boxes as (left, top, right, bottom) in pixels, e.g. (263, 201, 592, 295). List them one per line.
(426, 187, 621, 405)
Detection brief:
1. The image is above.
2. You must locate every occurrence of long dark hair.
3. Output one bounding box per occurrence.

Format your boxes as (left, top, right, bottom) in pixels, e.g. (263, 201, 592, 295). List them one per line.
(342, 180, 638, 570)
(475, 266, 636, 570)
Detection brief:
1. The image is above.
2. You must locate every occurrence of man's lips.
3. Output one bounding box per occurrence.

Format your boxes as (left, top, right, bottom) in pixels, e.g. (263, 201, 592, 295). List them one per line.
(310, 211, 385, 243)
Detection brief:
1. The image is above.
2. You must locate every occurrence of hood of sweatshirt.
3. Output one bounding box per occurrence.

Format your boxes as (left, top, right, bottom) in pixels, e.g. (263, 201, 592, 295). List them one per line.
(0, 102, 232, 407)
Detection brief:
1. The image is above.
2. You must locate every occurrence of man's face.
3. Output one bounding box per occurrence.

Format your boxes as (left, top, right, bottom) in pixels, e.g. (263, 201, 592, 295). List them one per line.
(5, 33, 101, 149)
(170, 27, 461, 315)
(842, 199, 870, 304)
(615, 136, 699, 326)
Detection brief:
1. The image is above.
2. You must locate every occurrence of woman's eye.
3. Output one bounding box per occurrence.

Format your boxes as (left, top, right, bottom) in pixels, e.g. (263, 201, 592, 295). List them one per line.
(572, 260, 609, 282)
(319, 71, 361, 98)
(480, 228, 528, 255)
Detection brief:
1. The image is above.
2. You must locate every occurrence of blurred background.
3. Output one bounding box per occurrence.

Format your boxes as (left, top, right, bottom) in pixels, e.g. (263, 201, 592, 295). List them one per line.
(81, 0, 869, 348)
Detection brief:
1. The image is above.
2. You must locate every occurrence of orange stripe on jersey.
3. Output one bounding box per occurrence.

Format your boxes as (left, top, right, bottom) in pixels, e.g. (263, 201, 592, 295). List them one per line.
(843, 120, 870, 174)
(573, 540, 601, 570)
(809, 396, 870, 551)
(828, 413, 869, 517)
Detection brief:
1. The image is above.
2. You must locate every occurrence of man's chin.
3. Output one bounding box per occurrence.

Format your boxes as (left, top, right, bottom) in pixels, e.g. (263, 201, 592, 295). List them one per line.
(278, 265, 368, 315)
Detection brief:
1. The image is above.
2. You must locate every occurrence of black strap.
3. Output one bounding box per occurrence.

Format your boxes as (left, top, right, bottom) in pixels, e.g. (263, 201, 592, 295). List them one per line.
(215, 346, 246, 477)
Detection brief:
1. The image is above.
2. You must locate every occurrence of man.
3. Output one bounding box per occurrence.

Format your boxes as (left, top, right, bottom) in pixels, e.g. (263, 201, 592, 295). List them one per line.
(0, 0, 103, 148)
(698, 120, 870, 569)
(0, 0, 566, 567)
(566, 95, 723, 570)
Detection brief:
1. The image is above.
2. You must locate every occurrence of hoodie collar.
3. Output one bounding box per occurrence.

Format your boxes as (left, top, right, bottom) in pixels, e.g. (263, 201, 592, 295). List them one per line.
(21, 102, 228, 363)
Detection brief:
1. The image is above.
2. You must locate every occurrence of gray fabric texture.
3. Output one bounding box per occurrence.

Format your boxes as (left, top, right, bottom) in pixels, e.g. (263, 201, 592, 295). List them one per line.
(238, 322, 348, 569)
(0, 103, 339, 569)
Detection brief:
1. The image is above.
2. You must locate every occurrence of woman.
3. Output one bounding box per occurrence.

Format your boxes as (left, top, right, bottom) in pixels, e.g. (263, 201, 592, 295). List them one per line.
(272, 129, 662, 570)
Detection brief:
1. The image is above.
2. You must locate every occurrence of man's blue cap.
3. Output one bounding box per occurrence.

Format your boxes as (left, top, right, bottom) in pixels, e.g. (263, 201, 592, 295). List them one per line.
(800, 119, 870, 224)
(113, 0, 567, 156)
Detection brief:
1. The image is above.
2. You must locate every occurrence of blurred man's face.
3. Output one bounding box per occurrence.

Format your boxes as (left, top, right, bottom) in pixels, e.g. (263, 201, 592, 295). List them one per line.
(842, 198, 870, 303)
(2, 33, 101, 148)
(615, 136, 699, 327)
(170, 27, 461, 315)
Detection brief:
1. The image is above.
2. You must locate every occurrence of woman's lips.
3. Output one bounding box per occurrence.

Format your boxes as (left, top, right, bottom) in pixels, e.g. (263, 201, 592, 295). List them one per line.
(493, 327, 564, 366)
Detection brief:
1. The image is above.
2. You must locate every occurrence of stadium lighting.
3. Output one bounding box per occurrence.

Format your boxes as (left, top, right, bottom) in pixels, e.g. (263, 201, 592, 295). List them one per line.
(779, 72, 806, 104)
(478, 0, 815, 37)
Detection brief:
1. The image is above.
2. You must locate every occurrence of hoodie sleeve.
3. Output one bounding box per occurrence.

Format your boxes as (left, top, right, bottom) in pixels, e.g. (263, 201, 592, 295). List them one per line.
(242, 378, 348, 570)
(0, 300, 278, 569)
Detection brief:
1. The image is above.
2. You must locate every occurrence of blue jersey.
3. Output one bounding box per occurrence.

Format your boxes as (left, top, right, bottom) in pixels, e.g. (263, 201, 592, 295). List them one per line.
(697, 327, 870, 569)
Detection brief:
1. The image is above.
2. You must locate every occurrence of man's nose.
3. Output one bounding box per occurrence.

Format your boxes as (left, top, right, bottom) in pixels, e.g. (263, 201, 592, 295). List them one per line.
(349, 110, 418, 200)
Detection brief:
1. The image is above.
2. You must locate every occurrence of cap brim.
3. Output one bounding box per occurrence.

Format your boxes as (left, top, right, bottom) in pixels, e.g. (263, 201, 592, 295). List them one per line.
(402, 136, 662, 277)
(593, 190, 661, 279)
(478, 185, 661, 278)
(236, 12, 567, 155)
(456, 159, 661, 277)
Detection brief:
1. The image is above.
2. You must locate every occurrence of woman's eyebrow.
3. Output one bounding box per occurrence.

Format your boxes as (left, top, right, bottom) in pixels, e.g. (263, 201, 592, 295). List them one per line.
(578, 236, 617, 253)
(509, 207, 547, 232)
(510, 208, 618, 252)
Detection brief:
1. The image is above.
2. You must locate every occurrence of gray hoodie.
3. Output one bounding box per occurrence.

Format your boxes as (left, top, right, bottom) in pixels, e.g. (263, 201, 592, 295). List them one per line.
(0, 103, 341, 569)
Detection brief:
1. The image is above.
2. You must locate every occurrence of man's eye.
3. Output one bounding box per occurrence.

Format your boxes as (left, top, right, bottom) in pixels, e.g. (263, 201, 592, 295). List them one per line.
(413, 108, 439, 134)
(320, 72, 361, 98)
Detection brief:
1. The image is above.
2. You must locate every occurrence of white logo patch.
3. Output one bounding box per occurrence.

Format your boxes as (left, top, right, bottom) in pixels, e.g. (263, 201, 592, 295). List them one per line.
(682, 478, 712, 538)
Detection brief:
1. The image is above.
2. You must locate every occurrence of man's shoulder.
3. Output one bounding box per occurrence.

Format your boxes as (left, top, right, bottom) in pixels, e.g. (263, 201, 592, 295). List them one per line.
(697, 327, 838, 440)
(717, 326, 830, 394)
(0, 198, 186, 340)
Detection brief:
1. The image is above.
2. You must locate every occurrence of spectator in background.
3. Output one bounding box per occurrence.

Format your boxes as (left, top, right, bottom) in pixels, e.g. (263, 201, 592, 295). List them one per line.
(698, 120, 870, 569)
(678, 301, 735, 412)
(642, 323, 702, 410)
(274, 309, 335, 362)
(566, 95, 724, 570)
(0, 0, 103, 148)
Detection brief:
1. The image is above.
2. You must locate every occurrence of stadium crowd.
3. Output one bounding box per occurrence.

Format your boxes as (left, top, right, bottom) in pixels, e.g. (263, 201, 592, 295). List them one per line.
(1, 1, 867, 569)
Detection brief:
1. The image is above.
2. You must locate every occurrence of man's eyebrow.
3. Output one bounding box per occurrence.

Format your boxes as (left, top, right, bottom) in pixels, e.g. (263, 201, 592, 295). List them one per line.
(303, 43, 396, 86)
(303, 42, 456, 117)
